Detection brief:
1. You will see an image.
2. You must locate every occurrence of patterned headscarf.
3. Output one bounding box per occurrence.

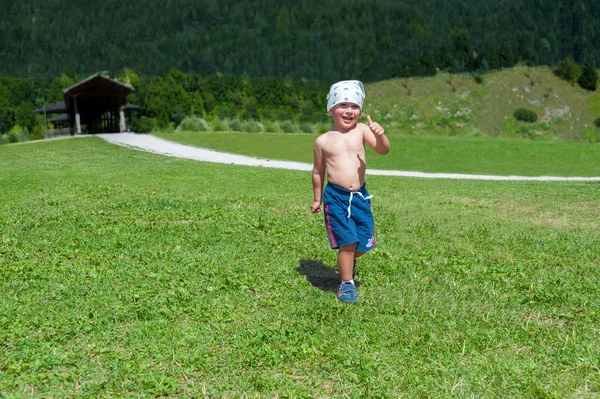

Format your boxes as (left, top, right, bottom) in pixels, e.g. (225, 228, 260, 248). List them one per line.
(326, 80, 366, 113)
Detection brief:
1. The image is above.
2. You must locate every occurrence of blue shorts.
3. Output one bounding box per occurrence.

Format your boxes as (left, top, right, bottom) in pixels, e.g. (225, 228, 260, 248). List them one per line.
(323, 183, 376, 252)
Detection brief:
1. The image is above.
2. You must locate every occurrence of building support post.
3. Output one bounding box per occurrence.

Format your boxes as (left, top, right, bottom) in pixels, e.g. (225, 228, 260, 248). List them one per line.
(73, 94, 81, 135)
(43, 97, 48, 139)
(119, 107, 126, 132)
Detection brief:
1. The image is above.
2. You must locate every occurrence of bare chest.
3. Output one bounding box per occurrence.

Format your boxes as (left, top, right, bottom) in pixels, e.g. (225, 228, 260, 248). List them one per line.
(322, 132, 364, 157)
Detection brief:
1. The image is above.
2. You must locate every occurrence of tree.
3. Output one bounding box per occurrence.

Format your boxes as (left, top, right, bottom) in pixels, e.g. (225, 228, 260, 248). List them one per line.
(14, 102, 37, 131)
(0, 83, 13, 134)
(554, 56, 582, 85)
(577, 64, 598, 91)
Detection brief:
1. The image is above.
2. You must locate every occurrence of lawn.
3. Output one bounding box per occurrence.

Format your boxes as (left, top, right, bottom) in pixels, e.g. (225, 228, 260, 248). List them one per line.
(1, 137, 599, 398)
(154, 130, 600, 177)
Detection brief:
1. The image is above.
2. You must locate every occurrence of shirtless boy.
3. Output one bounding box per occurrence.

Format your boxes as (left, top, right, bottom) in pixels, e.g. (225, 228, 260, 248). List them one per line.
(311, 80, 390, 303)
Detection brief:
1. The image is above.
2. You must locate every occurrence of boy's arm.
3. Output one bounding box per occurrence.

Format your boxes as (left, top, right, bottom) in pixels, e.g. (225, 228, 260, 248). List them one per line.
(311, 139, 326, 214)
(363, 115, 390, 155)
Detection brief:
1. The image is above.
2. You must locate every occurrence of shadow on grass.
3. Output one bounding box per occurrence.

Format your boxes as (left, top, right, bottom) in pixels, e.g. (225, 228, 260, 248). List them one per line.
(296, 259, 339, 292)
(296, 259, 361, 292)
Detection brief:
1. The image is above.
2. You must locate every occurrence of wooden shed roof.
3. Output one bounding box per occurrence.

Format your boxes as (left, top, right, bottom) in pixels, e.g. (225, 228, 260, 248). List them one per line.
(63, 73, 134, 96)
(34, 101, 68, 114)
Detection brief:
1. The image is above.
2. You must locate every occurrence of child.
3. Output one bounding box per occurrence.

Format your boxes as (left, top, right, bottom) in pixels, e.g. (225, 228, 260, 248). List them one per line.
(311, 80, 390, 303)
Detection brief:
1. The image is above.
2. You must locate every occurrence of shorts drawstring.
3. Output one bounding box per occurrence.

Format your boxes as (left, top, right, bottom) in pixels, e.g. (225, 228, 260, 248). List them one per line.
(347, 191, 373, 219)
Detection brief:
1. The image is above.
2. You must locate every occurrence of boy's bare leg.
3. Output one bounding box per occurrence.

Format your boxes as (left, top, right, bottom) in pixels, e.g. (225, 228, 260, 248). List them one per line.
(338, 243, 358, 281)
(353, 251, 365, 279)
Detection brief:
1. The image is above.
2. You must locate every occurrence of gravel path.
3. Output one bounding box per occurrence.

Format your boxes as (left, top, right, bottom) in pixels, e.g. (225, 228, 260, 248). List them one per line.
(97, 133, 600, 182)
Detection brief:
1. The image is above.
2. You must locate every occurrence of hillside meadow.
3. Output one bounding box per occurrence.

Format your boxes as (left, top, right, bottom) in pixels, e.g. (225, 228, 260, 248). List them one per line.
(1, 136, 599, 398)
(365, 68, 600, 142)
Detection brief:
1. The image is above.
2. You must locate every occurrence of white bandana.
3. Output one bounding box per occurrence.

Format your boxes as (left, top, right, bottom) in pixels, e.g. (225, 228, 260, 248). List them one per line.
(326, 80, 366, 113)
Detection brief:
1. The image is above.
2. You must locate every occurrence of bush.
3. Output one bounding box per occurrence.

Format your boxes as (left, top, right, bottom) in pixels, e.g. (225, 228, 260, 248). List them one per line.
(30, 124, 45, 140)
(554, 56, 581, 85)
(228, 119, 243, 132)
(7, 125, 29, 143)
(243, 120, 264, 133)
(262, 120, 281, 133)
(584, 126, 600, 143)
(279, 120, 297, 133)
(215, 105, 237, 120)
(300, 123, 315, 133)
(211, 119, 229, 132)
(594, 117, 600, 129)
(578, 64, 598, 91)
(315, 123, 331, 134)
(513, 108, 538, 123)
(161, 121, 176, 132)
(176, 115, 210, 132)
(137, 116, 159, 133)
(273, 109, 292, 121)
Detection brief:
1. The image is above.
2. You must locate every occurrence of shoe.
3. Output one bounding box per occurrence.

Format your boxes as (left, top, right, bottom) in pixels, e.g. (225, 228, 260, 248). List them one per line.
(337, 283, 358, 303)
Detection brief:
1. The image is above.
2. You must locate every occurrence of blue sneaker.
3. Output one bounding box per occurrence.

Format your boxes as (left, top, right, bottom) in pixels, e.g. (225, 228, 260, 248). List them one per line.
(337, 283, 358, 303)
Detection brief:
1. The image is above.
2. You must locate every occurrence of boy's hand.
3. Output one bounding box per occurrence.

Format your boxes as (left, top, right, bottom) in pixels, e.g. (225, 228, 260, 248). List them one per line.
(311, 201, 322, 214)
(367, 115, 385, 136)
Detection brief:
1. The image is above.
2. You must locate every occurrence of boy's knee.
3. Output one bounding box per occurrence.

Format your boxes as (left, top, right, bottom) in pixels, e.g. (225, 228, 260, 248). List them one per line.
(338, 243, 358, 253)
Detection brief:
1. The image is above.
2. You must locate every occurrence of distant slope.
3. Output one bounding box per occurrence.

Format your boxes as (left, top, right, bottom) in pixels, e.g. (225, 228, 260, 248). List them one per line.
(366, 67, 600, 141)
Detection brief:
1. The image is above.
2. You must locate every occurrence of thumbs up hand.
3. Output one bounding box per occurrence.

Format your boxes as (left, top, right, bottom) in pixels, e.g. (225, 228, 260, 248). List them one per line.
(366, 115, 385, 136)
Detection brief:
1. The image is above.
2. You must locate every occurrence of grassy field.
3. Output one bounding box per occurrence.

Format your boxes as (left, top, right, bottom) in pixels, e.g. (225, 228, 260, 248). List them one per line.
(154, 130, 600, 177)
(1, 137, 600, 398)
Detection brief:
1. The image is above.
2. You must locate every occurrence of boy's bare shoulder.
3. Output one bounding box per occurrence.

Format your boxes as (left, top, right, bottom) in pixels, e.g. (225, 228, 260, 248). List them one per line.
(356, 122, 370, 132)
(314, 131, 332, 145)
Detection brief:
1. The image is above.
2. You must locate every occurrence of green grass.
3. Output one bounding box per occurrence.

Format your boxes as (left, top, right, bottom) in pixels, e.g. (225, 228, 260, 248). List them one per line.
(154, 130, 600, 177)
(1, 137, 600, 398)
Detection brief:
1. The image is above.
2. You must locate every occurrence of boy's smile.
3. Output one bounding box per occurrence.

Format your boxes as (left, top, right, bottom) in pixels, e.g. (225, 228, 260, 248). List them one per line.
(331, 102, 361, 131)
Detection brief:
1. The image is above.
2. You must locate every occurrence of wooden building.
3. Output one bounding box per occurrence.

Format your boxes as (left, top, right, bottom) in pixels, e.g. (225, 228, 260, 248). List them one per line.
(36, 73, 141, 135)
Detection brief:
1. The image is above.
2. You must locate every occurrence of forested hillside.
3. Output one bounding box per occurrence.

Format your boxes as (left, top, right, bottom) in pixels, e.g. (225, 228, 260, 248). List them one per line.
(1, 0, 599, 81)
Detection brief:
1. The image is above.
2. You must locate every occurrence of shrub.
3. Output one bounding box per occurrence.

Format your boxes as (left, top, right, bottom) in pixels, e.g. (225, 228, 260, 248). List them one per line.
(211, 119, 228, 132)
(243, 120, 264, 133)
(7, 125, 29, 143)
(176, 116, 210, 132)
(162, 122, 176, 132)
(273, 109, 292, 121)
(300, 123, 314, 134)
(584, 126, 600, 143)
(473, 75, 484, 84)
(513, 108, 538, 123)
(279, 120, 297, 133)
(137, 116, 159, 133)
(228, 119, 243, 132)
(316, 123, 331, 134)
(578, 64, 598, 91)
(30, 124, 45, 140)
(594, 117, 600, 129)
(216, 105, 237, 120)
(262, 120, 280, 133)
(554, 56, 581, 85)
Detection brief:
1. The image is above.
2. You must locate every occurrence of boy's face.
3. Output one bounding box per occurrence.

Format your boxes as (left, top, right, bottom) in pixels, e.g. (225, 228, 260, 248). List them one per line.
(330, 102, 361, 130)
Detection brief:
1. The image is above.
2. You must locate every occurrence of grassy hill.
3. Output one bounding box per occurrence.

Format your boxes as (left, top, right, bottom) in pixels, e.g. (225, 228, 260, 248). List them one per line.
(366, 67, 600, 142)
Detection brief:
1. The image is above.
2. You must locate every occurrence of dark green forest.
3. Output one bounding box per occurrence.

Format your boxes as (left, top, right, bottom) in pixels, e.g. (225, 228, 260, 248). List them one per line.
(1, 0, 599, 81)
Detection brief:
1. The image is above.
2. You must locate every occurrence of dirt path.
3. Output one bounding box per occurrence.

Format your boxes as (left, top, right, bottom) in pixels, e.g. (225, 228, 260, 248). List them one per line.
(97, 133, 600, 182)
